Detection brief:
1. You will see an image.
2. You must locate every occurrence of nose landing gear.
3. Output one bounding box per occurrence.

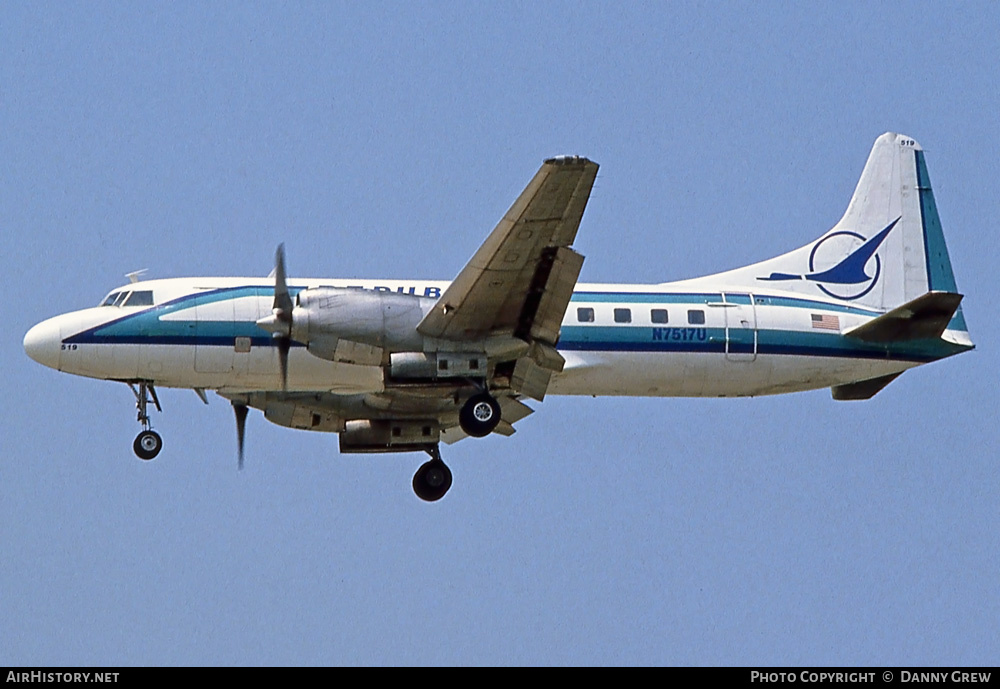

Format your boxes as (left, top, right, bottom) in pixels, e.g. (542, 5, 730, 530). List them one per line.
(133, 429, 162, 460)
(129, 382, 162, 461)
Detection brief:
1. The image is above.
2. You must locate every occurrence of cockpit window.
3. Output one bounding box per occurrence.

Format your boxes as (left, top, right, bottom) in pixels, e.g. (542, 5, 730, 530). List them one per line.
(100, 290, 155, 307)
(123, 290, 153, 306)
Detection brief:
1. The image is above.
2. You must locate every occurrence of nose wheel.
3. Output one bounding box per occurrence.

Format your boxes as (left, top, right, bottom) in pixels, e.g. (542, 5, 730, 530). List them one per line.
(129, 381, 163, 461)
(133, 430, 162, 460)
(412, 446, 452, 502)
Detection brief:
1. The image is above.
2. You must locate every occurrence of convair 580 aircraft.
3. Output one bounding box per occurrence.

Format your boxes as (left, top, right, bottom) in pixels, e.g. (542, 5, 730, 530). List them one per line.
(24, 133, 973, 500)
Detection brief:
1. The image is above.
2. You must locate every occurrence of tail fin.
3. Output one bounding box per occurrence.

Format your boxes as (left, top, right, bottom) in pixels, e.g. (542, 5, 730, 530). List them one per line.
(710, 133, 968, 331)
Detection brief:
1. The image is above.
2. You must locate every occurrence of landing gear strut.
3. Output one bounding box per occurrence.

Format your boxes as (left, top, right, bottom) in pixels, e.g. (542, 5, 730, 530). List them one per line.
(412, 445, 452, 502)
(129, 382, 162, 461)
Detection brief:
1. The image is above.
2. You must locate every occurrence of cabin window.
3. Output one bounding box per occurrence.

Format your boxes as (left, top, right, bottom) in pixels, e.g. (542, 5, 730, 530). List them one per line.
(651, 309, 668, 324)
(688, 309, 705, 325)
(614, 308, 632, 324)
(123, 290, 153, 306)
(577, 307, 595, 323)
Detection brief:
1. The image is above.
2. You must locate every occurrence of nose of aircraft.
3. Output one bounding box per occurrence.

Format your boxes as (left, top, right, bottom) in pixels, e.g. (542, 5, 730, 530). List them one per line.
(23, 318, 62, 370)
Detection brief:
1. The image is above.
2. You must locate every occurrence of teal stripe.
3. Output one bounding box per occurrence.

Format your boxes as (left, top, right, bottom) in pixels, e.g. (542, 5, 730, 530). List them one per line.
(94, 318, 268, 340)
(76, 283, 970, 359)
(754, 295, 877, 316)
(915, 150, 958, 293)
(915, 150, 967, 332)
(69, 286, 293, 344)
(571, 292, 720, 304)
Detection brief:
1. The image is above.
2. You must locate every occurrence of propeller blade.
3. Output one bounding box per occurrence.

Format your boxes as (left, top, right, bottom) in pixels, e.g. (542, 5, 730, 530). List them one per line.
(278, 337, 289, 392)
(233, 402, 248, 470)
(272, 243, 293, 392)
(273, 243, 293, 316)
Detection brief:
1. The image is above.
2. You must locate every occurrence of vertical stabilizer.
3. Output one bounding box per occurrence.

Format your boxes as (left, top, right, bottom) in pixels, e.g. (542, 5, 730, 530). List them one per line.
(701, 133, 967, 330)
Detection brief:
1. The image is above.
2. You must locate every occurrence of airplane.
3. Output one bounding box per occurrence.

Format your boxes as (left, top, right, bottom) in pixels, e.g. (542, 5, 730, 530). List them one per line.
(23, 132, 973, 501)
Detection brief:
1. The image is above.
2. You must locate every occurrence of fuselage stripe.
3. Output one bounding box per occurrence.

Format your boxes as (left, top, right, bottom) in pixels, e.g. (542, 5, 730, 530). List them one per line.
(61, 285, 966, 364)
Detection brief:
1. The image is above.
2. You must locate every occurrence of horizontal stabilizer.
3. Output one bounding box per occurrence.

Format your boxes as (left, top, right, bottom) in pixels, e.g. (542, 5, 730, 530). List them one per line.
(831, 372, 903, 401)
(843, 291, 963, 343)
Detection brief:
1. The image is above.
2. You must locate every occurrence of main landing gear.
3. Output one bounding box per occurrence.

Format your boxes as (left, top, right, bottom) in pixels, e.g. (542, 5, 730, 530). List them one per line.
(411, 392, 502, 502)
(413, 445, 452, 502)
(129, 382, 162, 461)
(459, 392, 501, 438)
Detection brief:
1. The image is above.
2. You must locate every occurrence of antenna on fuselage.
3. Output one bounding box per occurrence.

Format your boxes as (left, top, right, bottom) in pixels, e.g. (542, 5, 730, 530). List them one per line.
(125, 269, 148, 284)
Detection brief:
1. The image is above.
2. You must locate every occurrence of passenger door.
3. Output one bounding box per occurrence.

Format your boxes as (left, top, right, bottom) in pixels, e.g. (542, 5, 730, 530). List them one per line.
(722, 292, 757, 362)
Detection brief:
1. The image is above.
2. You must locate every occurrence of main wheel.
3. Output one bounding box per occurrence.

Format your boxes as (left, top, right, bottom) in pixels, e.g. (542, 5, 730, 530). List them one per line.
(133, 430, 162, 461)
(412, 459, 453, 502)
(459, 393, 501, 438)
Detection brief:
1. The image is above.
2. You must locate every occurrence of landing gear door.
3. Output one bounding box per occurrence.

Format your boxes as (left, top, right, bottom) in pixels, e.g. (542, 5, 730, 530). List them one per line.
(722, 292, 757, 362)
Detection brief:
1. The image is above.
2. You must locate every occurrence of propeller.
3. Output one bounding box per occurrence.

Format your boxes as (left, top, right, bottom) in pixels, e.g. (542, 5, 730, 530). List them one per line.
(256, 243, 295, 391)
(233, 402, 249, 470)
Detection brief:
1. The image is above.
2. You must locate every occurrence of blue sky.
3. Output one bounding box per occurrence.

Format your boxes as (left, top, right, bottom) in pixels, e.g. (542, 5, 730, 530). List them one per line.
(2, 2, 998, 665)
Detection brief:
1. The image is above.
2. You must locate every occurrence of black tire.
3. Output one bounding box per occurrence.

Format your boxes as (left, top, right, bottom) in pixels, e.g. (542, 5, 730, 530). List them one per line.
(412, 459, 453, 502)
(133, 430, 162, 461)
(459, 393, 501, 438)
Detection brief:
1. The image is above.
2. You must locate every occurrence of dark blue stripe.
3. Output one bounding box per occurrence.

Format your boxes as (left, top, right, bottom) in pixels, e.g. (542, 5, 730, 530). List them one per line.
(556, 339, 944, 364)
(558, 325, 966, 363)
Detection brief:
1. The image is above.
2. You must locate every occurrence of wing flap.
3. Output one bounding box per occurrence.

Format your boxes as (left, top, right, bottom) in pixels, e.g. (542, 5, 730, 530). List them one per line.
(510, 358, 552, 401)
(521, 246, 585, 345)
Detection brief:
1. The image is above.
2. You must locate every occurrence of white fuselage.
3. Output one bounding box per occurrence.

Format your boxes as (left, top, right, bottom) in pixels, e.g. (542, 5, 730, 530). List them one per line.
(26, 275, 962, 400)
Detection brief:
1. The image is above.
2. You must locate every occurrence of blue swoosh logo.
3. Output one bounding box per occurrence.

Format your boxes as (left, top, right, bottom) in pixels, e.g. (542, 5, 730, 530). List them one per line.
(758, 217, 900, 284)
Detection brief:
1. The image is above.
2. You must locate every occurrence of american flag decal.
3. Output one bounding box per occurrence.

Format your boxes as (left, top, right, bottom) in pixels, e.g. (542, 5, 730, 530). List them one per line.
(811, 313, 840, 331)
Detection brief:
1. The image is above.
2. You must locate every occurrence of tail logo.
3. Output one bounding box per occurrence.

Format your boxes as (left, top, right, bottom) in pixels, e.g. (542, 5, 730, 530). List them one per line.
(757, 217, 900, 300)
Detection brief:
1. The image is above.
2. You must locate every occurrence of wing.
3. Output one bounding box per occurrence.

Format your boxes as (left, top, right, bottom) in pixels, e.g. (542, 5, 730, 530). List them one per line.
(417, 156, 598, 346)
(223, 158, 600, 451)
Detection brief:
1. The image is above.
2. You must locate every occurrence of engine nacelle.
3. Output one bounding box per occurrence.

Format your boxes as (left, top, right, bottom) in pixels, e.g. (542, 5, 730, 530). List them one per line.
(389, 351, 489, 379)
(291, 288, 436, 362)
(264, 400, 344, 433)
